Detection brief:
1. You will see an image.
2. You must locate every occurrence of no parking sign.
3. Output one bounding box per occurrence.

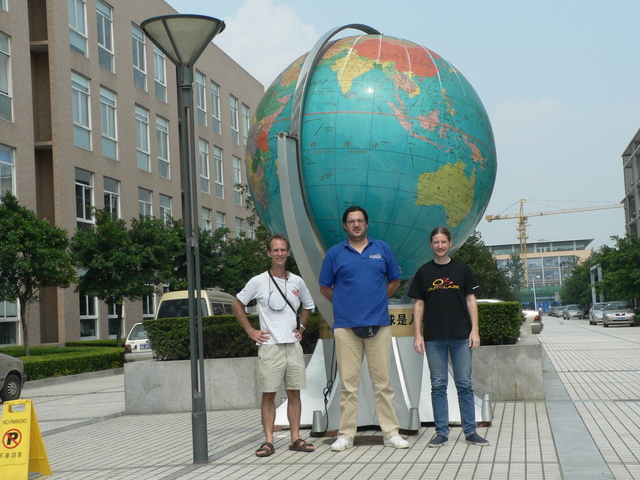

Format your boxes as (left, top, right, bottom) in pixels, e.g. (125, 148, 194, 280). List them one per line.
(0, 399, 51, 479)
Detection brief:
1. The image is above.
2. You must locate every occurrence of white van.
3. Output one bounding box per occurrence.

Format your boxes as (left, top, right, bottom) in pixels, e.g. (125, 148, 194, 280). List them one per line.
(155, 289, 235, 319)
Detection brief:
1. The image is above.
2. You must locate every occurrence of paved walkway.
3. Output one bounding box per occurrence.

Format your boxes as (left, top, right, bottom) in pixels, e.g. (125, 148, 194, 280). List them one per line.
(12, 316, 640, 479)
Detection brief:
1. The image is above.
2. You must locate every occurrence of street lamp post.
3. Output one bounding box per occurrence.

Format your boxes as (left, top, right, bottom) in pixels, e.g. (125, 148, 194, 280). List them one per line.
(532, 274, 540, 310)
(141, 14, 225, 464)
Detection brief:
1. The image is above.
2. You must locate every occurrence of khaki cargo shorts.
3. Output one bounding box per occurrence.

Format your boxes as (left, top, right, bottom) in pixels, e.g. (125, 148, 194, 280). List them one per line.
(258, 342, 307, 392)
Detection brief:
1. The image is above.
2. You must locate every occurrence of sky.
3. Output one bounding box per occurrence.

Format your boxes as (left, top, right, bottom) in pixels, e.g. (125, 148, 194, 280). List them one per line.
(167, 0, 640, 251)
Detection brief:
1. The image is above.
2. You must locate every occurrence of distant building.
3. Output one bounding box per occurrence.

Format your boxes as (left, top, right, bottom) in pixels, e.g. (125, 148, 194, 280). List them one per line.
(0, 1, 264, 346)
(622, 128, 640, 239)
(485, 239, 594, 309)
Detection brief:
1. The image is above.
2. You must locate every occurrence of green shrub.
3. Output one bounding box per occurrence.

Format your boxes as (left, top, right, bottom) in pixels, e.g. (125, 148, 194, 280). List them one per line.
(478, 301, 522, 345)
(144, 314, 321, 361)
(20, 347, 124, 380)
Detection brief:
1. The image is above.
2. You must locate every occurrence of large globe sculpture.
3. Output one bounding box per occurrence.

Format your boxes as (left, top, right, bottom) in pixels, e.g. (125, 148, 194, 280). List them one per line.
(246, 34, 496, 280)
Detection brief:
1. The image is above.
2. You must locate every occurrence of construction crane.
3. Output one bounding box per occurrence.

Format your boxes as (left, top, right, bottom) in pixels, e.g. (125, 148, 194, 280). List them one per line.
(485, 199, 624, 286)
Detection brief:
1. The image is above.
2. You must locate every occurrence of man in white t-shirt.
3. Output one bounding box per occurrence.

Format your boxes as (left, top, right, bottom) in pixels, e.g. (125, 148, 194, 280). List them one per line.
(232, 234, 316, 458)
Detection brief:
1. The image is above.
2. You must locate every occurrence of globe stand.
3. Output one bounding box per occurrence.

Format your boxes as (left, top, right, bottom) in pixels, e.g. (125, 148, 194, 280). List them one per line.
(272, 25, 485, 435)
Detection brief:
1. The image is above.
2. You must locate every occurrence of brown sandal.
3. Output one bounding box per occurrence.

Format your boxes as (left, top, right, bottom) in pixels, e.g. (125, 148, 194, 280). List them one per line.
(289, 438, 315, 452)
(256, 442, 275, 457)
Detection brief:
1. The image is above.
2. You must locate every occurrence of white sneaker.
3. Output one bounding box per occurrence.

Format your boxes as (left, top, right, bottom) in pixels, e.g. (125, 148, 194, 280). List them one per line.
(384, 434, 410, 449)
(330, 437, 353, 451)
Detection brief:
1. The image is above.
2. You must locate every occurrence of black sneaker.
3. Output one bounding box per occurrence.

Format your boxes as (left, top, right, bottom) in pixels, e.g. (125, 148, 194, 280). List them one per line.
(465, 433, 490, 446)
(428, 434, 449, 448)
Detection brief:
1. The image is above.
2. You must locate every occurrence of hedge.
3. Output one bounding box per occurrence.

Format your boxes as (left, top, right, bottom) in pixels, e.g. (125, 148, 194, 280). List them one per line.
(478, 301, 522, 345)
(20, 347, 124, 380)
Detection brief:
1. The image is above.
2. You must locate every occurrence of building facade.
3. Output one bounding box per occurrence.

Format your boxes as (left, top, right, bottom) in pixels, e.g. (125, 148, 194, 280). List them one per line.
(0, 0, 264, 346)
(622, 127, 640, 239)
(486, 239, 594, 309)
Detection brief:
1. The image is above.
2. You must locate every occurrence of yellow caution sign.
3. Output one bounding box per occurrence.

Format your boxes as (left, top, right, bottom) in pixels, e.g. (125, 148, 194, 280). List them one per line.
(0, 399, 51, 479)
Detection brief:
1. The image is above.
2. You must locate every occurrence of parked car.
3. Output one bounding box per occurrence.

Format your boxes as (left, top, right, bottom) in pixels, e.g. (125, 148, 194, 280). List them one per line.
(0, 353, 27, 402)
(124, 322, 153, 362)
(548, 306, 563, 317)
(522, 309, 544, 334)
(589, 302, 606, 325)
(562, 304, 584, 320)
(602, 301, 636, 328)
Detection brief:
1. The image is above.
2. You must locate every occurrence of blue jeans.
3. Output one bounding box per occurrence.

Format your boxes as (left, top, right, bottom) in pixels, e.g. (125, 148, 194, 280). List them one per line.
(425, 337, 476, 437)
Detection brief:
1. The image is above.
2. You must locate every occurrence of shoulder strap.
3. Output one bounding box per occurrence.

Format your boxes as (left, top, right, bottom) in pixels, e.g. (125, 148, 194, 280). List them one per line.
(268, 270, 301, 330)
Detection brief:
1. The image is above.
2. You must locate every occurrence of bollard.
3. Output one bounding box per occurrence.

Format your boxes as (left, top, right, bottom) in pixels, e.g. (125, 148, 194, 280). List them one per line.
(481, 393, 493, 422)
(311, 410, 323, 434)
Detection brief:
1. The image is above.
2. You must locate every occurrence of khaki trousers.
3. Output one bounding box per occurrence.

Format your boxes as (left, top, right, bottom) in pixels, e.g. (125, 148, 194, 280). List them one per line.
(334, 325, 400, 441)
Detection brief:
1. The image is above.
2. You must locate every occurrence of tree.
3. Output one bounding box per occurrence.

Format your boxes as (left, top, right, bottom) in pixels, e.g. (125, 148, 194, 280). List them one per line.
(452, 230, 515, 300)
(0, 192, 76, 355)
(505, 253, 525, 295)
(600, 236, 640, 302)
(560, 250, 604, 306)
(72, 210, 178, 346)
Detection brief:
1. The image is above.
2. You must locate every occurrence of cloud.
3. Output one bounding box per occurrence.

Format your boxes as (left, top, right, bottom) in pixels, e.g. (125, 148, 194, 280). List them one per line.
(215, 0, 319, 87)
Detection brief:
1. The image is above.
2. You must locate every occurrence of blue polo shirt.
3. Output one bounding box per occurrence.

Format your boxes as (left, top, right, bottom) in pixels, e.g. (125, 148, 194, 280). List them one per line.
(319, 238, 401, 329)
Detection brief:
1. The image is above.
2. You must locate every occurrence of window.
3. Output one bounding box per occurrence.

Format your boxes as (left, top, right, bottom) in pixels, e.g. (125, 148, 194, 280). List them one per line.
(242, 104, 250, 146)
(156, 116, 170, 178)
(0, 144, 15, 195)
(103, 176, 120, 217)
(247, 223, 255, 239)
(201, 207, 212, 232)
(131, 25, 146, 91)
(138, 188, 152, 219)
(199, 138, 209, 194)
(142, 293, 156, 318)
(75, 168, 94, 230)
(235, 217, 244, 237)
(216, 211, 226, 230)
(0, 32, 12, 121)
(0, 1, 7, 12)
(233, 156, 242, 205)
(210, 81, 221, 134)
(79, 292, 97, 340)
(214, 146, 224, 198)
(96, 1, 114, 71)
(107, 302, 121, 338)
(72, 72, 91, 150)
(135, 105, 150, 171)
(196, 70, 206, 125)
(153, 46, 167, 102)
(159, 194, 172, 224)
(69, 0, 87, 55)
(100, 87, 117, 159)
(0, 300, 18, 346)
(230, 95, 239, 144)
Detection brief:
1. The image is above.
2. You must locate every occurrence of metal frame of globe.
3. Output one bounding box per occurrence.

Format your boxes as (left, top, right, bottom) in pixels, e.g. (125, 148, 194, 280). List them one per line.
(274, 24, 426, 436)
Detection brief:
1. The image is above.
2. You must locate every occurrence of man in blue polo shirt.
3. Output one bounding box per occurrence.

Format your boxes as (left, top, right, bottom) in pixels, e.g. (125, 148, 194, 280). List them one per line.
(319, 206, 410, 451)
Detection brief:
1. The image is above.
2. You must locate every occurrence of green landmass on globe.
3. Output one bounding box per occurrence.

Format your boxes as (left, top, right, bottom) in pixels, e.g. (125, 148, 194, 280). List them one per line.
(246, 34, 497, 280)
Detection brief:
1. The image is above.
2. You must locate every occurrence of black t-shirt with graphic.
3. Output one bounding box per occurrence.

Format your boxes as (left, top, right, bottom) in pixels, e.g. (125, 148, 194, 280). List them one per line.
(408, 259, 479, 341)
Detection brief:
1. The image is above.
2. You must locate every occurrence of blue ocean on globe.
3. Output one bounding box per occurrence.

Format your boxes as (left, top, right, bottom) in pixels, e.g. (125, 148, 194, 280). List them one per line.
(246, 34, 497, 280)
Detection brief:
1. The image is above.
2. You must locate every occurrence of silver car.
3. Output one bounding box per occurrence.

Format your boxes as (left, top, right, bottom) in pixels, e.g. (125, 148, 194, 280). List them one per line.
(0, 353, 27, 402)
(589, 303, 606, 325)
(602, 301, 636, 327)
(563, 304, 584, 320)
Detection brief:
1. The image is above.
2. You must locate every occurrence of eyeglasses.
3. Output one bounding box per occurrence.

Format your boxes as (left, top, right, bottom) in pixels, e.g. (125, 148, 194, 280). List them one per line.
(345, 219, 366, 225)
(268, 279, 288, 311)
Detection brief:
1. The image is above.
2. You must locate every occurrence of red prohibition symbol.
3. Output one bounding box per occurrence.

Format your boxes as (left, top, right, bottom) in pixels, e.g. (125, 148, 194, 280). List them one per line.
(2, 429, 22, 449)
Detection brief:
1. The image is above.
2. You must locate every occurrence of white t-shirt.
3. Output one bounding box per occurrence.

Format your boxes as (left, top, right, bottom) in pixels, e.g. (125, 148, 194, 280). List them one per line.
(236, 271, 315, 345)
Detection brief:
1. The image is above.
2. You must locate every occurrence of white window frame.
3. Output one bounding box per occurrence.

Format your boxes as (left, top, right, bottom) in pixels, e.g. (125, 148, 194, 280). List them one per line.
(0, 144, 15, 195)
(235, 217, 244, 237)
(216, 211, 226, 231)
(214, 146, 224, 199)
(72, 72, 91, 150)
(0, 300, 19, 346)
(138, 187, 152, 219)
(103, 176, 120, 218)
(131, 24, 146, 91)
(159, 194, 172, 224)
(196, 70, 206, 125)
(79, 292, 98, 340)
(100, 86, 117, 159)
(156, 115, 170, 178)
(0, 32, 12, 121)
(210, 81, 221, 134)
(153, 46, 167, 102)
(75, 168, 94, 229)
(96, 1, 114, 71)
(233, 156, 242, 205)
(199, 138, 210, 194)
(135, 105, 150, 171)
(242, 104, 250, 146)
(202, 207, 212, 232)
(230, 95, 239, 144)
(247, 223, 255, 239)
(69, 0, 87, 56)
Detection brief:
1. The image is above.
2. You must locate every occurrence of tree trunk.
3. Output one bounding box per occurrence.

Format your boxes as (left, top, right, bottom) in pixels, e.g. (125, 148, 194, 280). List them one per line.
(116, 303, 124, 347)
(19, 298, 30, 356)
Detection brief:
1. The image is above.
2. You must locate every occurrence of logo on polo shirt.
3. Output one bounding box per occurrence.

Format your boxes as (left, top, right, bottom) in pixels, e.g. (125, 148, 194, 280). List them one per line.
(369, 253, 383, 260)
